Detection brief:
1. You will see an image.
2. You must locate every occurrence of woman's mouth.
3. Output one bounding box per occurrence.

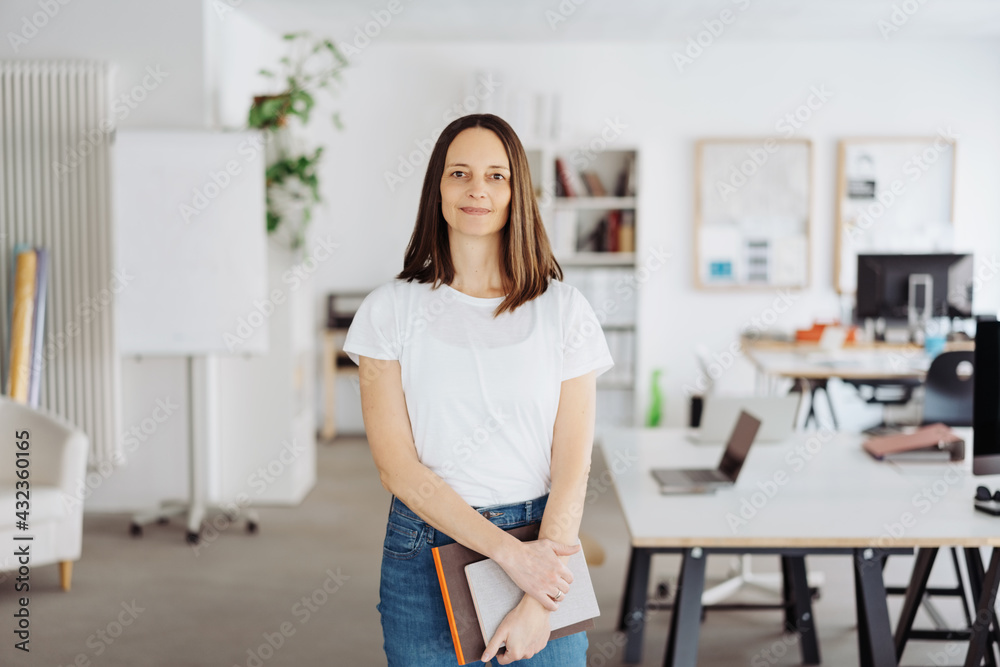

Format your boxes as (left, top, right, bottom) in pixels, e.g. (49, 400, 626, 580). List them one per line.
(460, 207, 491, 215)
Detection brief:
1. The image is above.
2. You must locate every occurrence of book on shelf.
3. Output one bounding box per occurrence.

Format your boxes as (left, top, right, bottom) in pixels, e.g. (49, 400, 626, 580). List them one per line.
(581, 171, 607, 197)
(556, 156, 587, 198)
(619, 211, 635, 253)
(605, 210, 621, 253)
(555, 157, 577, 197)
(615, 153, 636, 197)
(432, 523, 598, 666)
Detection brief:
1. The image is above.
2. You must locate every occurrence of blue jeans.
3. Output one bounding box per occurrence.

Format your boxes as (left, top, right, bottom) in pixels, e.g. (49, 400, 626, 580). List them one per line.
(378, 494, 588, 666)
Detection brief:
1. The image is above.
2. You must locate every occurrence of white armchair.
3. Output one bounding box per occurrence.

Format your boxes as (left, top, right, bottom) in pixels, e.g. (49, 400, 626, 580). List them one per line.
(0, 397, 89, 591)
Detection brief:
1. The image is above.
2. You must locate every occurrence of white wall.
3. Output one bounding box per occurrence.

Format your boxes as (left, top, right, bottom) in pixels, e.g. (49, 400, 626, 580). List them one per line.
(308, 40, 1000, 428)
(2, 0, 208, 127)
(1, 0, 293, 511)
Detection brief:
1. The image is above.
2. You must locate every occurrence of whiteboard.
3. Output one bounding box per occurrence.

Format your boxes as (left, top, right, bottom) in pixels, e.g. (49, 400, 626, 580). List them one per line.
(114, 130, 269, 355)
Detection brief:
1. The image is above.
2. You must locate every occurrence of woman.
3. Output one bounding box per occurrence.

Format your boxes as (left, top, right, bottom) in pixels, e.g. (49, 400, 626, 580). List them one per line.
(344, 113, 613, 666)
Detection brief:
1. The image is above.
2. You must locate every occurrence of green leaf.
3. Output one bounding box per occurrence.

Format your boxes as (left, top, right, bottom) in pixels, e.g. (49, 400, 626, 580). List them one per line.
(258, 69, 274, 77)
(331, 112, 343, 131)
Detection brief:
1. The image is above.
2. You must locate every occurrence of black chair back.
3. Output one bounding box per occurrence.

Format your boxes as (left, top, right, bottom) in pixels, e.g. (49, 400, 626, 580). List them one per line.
(922, 350, 975, 426)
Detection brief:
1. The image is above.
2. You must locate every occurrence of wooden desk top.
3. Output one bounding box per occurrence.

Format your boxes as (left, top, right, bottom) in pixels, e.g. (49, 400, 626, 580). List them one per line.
(598, 427, 1000, 549)
(742, 342, 930, 381)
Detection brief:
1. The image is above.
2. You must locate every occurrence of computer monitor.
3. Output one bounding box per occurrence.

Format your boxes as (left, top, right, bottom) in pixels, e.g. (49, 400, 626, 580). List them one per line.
(855, 253, 974, 323)
(973, 317, 1000, 475)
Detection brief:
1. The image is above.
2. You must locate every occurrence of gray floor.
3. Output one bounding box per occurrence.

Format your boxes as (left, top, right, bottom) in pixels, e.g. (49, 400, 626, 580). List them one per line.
(0, 436, 985, 666)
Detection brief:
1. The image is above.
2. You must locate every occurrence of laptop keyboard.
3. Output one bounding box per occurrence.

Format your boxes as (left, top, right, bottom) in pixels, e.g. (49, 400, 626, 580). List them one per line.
(684, 469, 726, 483)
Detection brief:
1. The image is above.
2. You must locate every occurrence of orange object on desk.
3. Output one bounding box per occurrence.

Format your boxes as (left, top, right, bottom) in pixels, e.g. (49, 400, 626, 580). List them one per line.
(795, 323, 857, 344)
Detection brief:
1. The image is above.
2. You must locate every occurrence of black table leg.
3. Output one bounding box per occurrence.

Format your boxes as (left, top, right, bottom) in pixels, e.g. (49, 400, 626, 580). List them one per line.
(894, 547, 938, 661)
(787, 555, 821, 665)
(965, 547, 1000, 666)
(965, 548, 1000, 667)
(620, 547, 652, 664)
(781, 556, 796, 630)
(664, 547, 707, 667)
(854, 548, 898, 667)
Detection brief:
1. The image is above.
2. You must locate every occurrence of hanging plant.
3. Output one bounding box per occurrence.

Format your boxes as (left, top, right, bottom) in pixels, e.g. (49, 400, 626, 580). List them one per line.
(248, 32, 347, 250)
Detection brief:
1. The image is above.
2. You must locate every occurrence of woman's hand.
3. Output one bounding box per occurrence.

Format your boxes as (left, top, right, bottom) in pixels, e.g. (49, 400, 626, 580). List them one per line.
(495, 538, 578, 611)
(481, 595, 551, 664)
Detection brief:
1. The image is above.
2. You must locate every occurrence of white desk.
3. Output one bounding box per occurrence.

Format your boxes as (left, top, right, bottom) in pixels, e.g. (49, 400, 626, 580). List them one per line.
(599, 427, 1000, 666)
(742, 341, 932, 429)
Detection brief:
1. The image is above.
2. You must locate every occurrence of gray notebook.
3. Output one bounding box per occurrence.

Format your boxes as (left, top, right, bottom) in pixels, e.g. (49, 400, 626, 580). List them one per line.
(464, 548, 599, 645)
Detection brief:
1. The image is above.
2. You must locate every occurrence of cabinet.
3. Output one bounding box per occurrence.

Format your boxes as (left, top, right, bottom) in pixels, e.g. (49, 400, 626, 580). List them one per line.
(215, 244, 317, 505)
(526, 146, 640, 428)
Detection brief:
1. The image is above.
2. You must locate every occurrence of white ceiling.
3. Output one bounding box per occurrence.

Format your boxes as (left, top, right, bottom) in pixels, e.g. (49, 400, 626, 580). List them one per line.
(242, 0, 1000, 42)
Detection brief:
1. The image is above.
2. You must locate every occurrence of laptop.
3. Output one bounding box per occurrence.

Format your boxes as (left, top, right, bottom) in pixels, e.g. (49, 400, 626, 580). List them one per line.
(688, 395, 800, 443)
(652, 411, 762, 494)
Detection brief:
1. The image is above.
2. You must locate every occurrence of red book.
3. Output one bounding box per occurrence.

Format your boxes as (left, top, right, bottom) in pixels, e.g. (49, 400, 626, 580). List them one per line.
(606, 210, 621, 253)
(555, 158, 576, 197)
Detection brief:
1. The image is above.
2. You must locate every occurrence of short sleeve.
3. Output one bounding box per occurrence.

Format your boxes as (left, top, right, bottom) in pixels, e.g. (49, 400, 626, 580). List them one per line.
(561, 287, 615, 381)
(343, 283, 401, 366)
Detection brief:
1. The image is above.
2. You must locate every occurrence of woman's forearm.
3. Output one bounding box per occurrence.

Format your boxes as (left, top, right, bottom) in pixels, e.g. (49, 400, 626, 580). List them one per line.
(380, 457, 522, 563)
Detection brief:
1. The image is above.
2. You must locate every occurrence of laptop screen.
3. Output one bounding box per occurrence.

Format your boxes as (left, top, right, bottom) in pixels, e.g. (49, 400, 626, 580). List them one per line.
(718, 411, 762, 480)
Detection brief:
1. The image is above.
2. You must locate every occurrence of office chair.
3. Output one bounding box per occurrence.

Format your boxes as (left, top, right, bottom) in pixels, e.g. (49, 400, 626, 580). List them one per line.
(921, 350, 975, 426)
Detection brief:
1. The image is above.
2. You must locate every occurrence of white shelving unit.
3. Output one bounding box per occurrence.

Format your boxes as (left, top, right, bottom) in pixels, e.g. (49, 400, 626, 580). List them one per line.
(526, 145, 640, 428)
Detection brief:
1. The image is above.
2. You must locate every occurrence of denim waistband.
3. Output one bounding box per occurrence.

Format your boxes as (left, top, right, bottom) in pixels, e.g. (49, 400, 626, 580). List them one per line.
(389, 494, 548, 530)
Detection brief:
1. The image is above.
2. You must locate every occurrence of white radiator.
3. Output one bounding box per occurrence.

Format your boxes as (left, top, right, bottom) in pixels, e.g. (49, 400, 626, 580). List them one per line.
(0, 60, 122, 468)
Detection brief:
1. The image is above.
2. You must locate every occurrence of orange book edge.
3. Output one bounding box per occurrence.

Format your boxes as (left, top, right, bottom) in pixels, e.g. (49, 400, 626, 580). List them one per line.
(432, 546, 466, 665)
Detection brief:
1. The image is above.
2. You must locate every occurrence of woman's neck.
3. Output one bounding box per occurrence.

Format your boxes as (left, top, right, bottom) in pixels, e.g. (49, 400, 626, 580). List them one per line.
(448, 231, 505, 298)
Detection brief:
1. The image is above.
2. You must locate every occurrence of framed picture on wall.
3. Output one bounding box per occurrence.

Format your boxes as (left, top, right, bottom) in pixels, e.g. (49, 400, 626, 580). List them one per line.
(835, 136, 956, 294)
(694, 138, 812, 290)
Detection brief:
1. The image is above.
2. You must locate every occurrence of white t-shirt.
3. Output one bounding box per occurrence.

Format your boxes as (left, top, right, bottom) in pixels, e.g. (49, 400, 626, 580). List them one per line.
(343, 278, 614, 507)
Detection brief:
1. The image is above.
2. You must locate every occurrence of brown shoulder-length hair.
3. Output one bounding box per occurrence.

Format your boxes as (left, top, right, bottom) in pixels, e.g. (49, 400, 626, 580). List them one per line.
(396, 113, 562, 316)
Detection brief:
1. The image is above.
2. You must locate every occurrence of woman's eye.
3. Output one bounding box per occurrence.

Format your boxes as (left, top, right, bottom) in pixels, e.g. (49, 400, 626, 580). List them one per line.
(490, 173, 506, 180)
(451, 170, 466, 178)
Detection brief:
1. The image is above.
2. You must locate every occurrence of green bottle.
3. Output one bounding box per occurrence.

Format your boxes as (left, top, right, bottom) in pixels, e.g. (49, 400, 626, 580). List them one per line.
(646, 368, 663, 427)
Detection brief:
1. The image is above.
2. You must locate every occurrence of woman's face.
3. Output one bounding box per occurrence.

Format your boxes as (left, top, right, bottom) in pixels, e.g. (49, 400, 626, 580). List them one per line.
(440, 127, 512, 241)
